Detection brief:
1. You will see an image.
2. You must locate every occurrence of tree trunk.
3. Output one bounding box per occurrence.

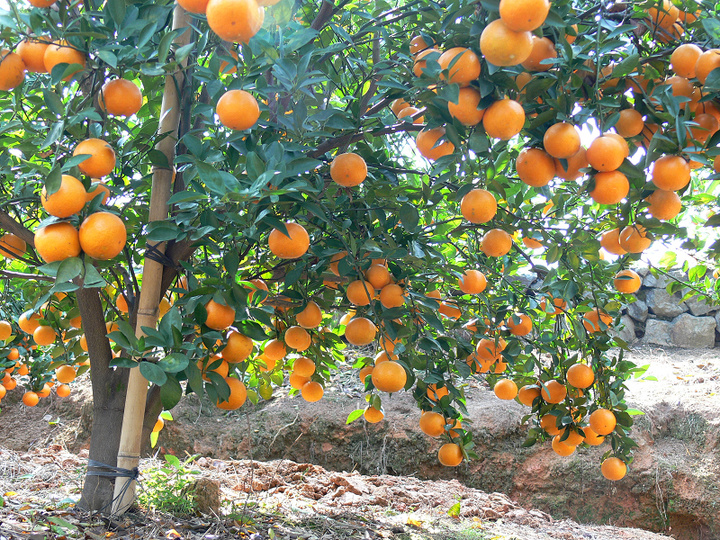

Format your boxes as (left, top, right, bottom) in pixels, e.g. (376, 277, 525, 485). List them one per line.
(76, 287, 130, 511)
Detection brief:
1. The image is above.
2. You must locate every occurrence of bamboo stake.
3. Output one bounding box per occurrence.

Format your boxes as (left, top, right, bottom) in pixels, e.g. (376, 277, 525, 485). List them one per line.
(111, 5, 192, 515)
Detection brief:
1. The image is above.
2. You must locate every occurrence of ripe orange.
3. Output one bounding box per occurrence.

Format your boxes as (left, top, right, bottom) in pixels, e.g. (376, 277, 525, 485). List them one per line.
(499, 0, 550, 31)
(371, 360, 406, 392)
(438, 47, 481, 86)
(688, 113, 719, 145)
(99, 79, 143, 116)
(41, 175, 87, 218)
(540, 413, 562, 435)
(0, 233, 27, 259)
(615, 109, 644, 138)
(43, 41, 86, 79)
(268, 222, 310, 259)
(554, 147, 588, 181)
(204, 299, 236, 330)
(438, 301, 462, 319)
(481, 228, 512, 257)
(391, 98, 410, 116)
(86, 181, 111, 204)
(614, 269, 642, 293)
(482, 98, 525, 140)
(296, 301, 322, 328)
(589, 408, 617, 435)
(17, 39, 49, 73)
(205, 0, 263, 43)
(263, 338, 287, 361)
(0, 50, 25, 91)
(216, 377, 247, 410)
(409, 35, 430, 55)
(330, 152, 367, 187)
(0, 320, 11, 341)
(541, 380, 567, 404)
(216, 89, 260, 130)
(493, 378, 518, 400)
(618, 224, 651, 253)
(73, 139, 116, 178)
(601, 457, 627, 481)
(364, 406, 384, 423)
(379, 283, 405, 308)
(458, 269, 487, 294)
(292, 356, 316, 378)
(695, 49, 720, 84)
(33, 325, 56, 346)
(397, 106, 424, 124)
(521, 36, 556, 72)
(507, 313, 532, 336)
(358, 365, 373, 384)
(551, 435, 576, 456)
(589, 171, 629, 205)
(56, 384, 71, 398)
(544, 122, 581, 159)
(346, 280, 374, 306)
(365, 264, 392, 290)
(413, 47, 440, 77)
(34, 222, 81, 262)
(586, 135, 625, 172)
(437, 443, 463, 466)
(22, 391, 40, 407)
(345, 317, 377, 346)
(479, 19, 533, 67)
(671, 43, 702, 79)
(600, 228, 627, 256)
(582, 308, 612, 333)
(29, 0, 56, 6)
(646, 189, 682, 220)
(419, 411, 446, 437)
(79, 212, 127, 260)
(56, 364, 77, 384)
(448, 87, 484, 125)
(460, 188, 497, 223)
(517, 385, 540, 406)
(301, 380, 324, 402)
(177, 0, 211, 13)
(566, 363, 595, 388)
(222, 330, 253, 363)
(284, 326, 311, 351)
(19, 310, 41, 334)
(582, 426, 605, 446)
(516, 147, 555, 187)
(416, 127, 454, 161)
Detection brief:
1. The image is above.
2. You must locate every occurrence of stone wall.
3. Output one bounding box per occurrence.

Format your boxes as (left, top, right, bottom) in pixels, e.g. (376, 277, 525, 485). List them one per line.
(618, 268, 718, 349)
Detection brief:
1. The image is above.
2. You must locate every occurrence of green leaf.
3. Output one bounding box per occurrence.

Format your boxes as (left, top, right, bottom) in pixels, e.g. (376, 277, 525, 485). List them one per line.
(83, 262, 106, 288)
(447, 501, 461, 518)
(44, 167, 62, 196)
(346, 409, 364, 424)
(160, 375, 183, 409)
(139, 361, 168, 386)
(398, 202, 420, 231)
(106, 0, 126, 26)
(157, 352, 189, 373)
(55, 257, 83, 283)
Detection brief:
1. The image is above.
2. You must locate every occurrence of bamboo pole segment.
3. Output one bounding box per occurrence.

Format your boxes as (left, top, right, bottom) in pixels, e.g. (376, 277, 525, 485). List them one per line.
(111, 5, 192, 515)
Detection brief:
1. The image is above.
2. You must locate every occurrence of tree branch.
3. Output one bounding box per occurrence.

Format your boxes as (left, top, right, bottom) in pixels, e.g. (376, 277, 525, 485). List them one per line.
(0, 209, 34, 247)
(0, 269, 54, 282)
(310, 121, 422, 158)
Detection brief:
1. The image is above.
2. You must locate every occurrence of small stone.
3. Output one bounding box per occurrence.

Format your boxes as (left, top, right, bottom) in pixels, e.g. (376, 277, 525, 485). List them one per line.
(670, 313, 716, 349)
(191, 477, 220, 515)
(646, 288, 687, 318)
(643, 319, 673, 346)
(613, 315, 637, 344)
(627, 298, 648, 322)
(684, 294, 715, 316)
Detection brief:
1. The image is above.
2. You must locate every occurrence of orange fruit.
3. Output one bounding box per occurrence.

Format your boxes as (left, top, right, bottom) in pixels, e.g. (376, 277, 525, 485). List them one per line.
(544, 122, 581, 159)
(292, 356, 316, 378)
(296, 301, 322, 328)
(618, 224, 651, 253)
(589, 408, 617, 435)
(481, 228, 512, 257)
(346, 280, 374, 306)
(19, 310, 41, 334)
(439, 301, 462, 319)
(646, 189, 682, 220)
(493, 378, 518, 400)
(371, 360, 406, 392)
(413, 47, 440, 77)
(222, 330, 253, 363)
(99, 79, 143, 116)
(517, 384, 540, 406)
(345, 317, 377, 346)
(33, 325, 56, 346)
(41, 174, 87, 218)
(56, 364, 77, 384)
(56, 384, 71, 398)
(330, 152, 367, 187)
(419, 411, 446, 437)
(649, 0, 678, 30)
(615, 109, 644, 138)
(586, 135, 625, 172)
(301, 381, 324, 402)
(79, 211, 127, 260)
(29, 0, 56, 6)
(365, 264, 392, 290)
(284, 326, 311, 351)
(688, 113, 719, 145)
(409, 35, 430, 55)
(289, 372, 310, 390)
(541, 380, 567, 404)
(614, 269, 642, 293)
(589, 171, 629, 205)
(34, 222, 81, 262)
(516, 147, 555, 187)
(358, 365, 373, 384)
(17, 39, 49, 73)
(438, 47, 481, 86)
(206, 0, 263, 43)
(460, 188, 497, 223)
(263, 339, 287, 361)
(177, 0, 211, 13)
(458, 269, 487, 294)
(437, 443, 463, 466)
(216, 377, 247, 410)
(479, 19, 533, 67)
(43, 41, 86, 79)
(521, 36, 556, 72)
(268, 222, 310, 259)
(397, 106, 424, 124)
(0, 321, 11, 341)
(0, 50, 25, 91)
(582, 426, 605, 446)
(540, 414, 562, 435)
(551, 435, 576, 456)
(448, 87, 485, 125)
(507, 313, 532, 336)
(566, 363, 595, 388)
(216, 89, 260, 130)
(582, 308, 612, 333)
(499, 0, 550, 31)
(483, 98, 525, 140)
(86, 181, 111, 204)
(695, 49, 720, 84)
(22, 391, 40, 407)
(601, 457, 627, 481)
(204, 299, 236, 330)
(671, 43, 702, 78)
(379, 283, 405, 308)
(416, 127, 454, 161)
(554, 147, 588, 181)
(73, 139, 116, 178)
(364, 406, 384, 423)
(390, 98, 410, 116)
(600, 228, 627, 256)
(0, 233, 27, 259)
